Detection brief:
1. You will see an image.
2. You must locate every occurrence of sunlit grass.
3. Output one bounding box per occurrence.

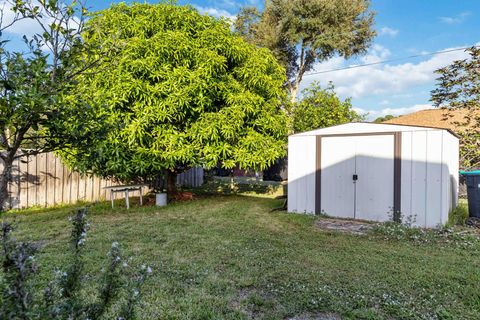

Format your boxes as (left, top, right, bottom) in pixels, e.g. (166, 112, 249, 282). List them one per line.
(3, 195, 480, 319)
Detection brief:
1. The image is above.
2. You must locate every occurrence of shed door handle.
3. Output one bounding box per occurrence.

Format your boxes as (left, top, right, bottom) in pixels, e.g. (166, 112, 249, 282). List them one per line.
(353, 174, 358, 181)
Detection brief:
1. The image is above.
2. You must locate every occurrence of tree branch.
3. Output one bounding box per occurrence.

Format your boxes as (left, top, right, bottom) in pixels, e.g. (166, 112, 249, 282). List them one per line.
(0, 2, 32, 32)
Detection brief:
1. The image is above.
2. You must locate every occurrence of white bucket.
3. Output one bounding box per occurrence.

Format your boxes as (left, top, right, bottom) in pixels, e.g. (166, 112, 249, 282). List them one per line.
(155, 193, 167, 206)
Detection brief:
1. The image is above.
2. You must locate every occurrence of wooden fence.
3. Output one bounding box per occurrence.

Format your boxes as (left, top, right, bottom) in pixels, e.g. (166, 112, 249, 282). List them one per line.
(1, 152, 203, 209)
(177, 167, 204, 188)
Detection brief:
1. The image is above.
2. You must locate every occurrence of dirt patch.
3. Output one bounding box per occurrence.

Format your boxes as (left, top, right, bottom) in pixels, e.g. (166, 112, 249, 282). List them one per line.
(230, 287, 281, 319)
(287, 313, 341, 320)
(315, 217, 374, 235)
(229, 287, 258, 319)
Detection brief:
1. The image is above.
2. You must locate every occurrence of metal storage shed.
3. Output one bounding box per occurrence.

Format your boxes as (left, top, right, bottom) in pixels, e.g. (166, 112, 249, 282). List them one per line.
(288, 123, 459, 228)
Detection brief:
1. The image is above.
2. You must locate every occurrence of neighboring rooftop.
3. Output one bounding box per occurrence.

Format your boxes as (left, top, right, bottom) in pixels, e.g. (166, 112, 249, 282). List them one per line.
(383, 108, 478, 132)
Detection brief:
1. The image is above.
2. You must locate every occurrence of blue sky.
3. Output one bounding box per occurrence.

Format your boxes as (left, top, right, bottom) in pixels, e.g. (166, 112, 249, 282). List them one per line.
(178, 0, 480, 119)
(3, 0, 480, 119)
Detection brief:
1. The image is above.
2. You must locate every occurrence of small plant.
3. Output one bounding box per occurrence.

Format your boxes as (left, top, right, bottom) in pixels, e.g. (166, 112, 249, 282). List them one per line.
(448, 203, 469, 226)
(0, 221, 39, 319)
(0, 208, 151, 319)
(387, 207, 417, 226)
(371, 220, 480, 250)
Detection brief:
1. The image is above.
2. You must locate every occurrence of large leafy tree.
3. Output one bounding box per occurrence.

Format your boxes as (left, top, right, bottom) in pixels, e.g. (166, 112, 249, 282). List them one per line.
(0, 0, 101, 211)
(431, 47, 480, 169)
(291, 82, 363, 133)
(62, 3, 288, 194)
(373, 115, 396, 123)
(264, 82, 361, 181)
(234, 0, 376, 103)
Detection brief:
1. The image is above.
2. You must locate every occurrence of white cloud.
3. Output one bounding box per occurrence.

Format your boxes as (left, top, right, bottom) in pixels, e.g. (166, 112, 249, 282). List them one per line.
(0, 0, 80, 38)
(355, 104, 433, 120)
(212, 0, 258, 9)
(195, 6, 236, 21)
(217, 0, 240, 9)
(360, 44, 391, 63)
(0, 1, 43, 36)
(302, 45, 471, 99)
(379, 27, 398, 37)
(439, 12, 471, 24)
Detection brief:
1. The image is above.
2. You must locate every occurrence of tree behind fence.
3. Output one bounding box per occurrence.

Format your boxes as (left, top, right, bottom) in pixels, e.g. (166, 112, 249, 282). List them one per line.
(0, 152, 203, 209)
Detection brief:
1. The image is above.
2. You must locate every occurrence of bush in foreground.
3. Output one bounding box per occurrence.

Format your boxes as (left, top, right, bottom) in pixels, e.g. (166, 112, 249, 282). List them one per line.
(0, 208, 151, 319)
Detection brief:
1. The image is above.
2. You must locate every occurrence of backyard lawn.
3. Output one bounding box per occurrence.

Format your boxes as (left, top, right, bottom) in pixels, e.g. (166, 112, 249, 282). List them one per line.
(4, 195, 480, 319)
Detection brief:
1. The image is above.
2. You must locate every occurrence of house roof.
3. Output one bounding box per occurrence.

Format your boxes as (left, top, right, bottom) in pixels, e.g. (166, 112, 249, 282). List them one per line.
(291, 122, 458, 138)
(383, 108, 478, 133)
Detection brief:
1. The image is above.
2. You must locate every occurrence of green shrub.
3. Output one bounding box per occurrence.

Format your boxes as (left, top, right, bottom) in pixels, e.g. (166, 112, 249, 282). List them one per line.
(195, 176, 284, 196)
(0, 208, 151, 319)
(448, 203, 469, 226)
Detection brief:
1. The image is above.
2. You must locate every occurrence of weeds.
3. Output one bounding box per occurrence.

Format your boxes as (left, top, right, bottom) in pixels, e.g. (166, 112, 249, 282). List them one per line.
(0, 208, 151, 320)
(371, 221, 480, 250)
(4, 196, 480, 319)
(448, 203, 469, 226)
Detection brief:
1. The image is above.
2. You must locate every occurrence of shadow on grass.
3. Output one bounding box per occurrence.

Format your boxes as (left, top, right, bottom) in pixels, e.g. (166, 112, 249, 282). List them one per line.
(191, 176, 286, 198)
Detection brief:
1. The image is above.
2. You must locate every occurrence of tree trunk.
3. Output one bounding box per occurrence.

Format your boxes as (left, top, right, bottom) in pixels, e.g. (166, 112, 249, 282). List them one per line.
(289, 44, 306, 104)
(290, 84, 299, 104)
(0, 156, 13, 212)
(166, 171, 178, 198)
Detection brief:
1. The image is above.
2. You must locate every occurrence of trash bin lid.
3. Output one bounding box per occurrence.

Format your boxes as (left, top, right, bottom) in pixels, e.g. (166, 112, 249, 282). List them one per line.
(460, 170, 480, 176)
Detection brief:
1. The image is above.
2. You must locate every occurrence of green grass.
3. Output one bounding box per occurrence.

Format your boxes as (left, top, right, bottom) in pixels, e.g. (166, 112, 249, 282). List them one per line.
(448, 199, 469, 226)
(194, 176, 285, 198)
(4, 196, 480, 319)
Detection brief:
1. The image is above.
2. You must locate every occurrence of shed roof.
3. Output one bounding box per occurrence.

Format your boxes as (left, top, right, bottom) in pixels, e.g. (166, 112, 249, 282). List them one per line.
(291, 122, 459, 138)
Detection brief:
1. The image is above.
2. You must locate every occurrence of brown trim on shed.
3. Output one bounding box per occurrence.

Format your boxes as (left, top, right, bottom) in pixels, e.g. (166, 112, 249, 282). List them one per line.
(315, 136, 322, 215)
(393, 132, 402, 219)
(314, 132, 402, 218)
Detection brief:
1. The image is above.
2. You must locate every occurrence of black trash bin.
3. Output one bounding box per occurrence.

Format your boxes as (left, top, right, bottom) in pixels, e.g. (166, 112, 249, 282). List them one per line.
(461, 171, 480, 218)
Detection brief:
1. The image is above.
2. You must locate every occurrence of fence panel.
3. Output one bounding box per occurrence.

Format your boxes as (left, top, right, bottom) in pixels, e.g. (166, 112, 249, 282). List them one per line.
(1, 152, 204, 209)
(177, 167, 204, 188)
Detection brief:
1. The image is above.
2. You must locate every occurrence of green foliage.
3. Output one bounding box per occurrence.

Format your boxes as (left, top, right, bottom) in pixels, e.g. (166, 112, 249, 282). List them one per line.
(0, 208, 150, 319)
(373, 114, 395, 123)
(195, 176, 283, 196)
(0, 1, 102, 211)
(290, 82, 363, 133)
(431, 47, 480, 169)
(0, 48, 103, 158)
(234, 0, 376, 101)
(431, 47, 480, 110)
(458, 129, 480, 169)
(448, 201, 469, 226)
(0, 221, 38, 319)
(61, 3, 288, 183)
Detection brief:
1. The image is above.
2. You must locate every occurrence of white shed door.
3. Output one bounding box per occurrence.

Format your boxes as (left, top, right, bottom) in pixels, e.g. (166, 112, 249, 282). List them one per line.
(321, 135, 394, 221)
(355, 135, 394, 221)
(321, 136, 356, 218)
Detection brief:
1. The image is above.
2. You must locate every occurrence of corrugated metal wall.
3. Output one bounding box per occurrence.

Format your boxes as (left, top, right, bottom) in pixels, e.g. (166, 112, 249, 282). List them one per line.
(288, 127, 459, 228)
(320, 134, 395, 222)
(400, 130, 458, 227)
(287, 135, 316, 214)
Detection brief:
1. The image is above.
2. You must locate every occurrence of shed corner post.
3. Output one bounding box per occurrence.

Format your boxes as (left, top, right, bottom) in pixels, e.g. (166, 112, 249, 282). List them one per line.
(393, 132, 402, 221)
(315, 135, 322, 215)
